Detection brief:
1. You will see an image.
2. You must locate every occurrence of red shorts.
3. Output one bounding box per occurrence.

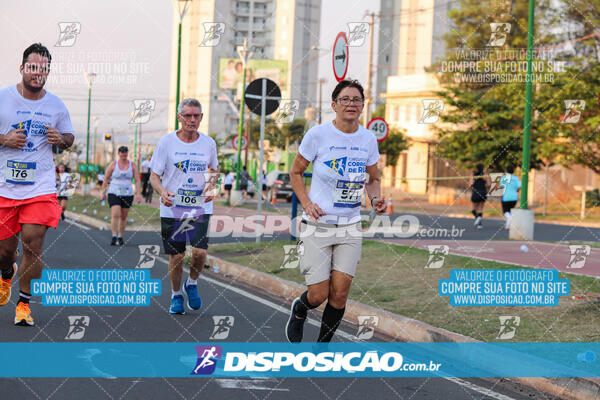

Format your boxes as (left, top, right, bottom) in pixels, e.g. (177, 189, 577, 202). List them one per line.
(0, 194, 62, 240)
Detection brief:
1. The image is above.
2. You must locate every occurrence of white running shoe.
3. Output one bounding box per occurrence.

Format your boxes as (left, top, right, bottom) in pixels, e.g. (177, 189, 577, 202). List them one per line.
(474, 216, 482, 226)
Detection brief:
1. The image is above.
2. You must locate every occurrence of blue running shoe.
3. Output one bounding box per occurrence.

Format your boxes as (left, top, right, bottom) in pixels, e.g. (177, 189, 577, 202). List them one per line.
(184, 282, 202, 310)
(169, 295, 185, 314)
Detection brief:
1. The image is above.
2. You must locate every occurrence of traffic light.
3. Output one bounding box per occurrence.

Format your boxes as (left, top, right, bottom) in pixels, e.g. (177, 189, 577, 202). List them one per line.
(104, 133, 112, 141)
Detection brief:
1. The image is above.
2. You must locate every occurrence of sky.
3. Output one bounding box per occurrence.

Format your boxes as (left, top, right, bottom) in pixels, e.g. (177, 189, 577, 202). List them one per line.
(0, 0, 379, 146)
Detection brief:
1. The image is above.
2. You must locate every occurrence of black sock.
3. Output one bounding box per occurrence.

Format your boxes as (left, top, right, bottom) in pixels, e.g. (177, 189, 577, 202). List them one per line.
(1, 266, 14, 280)
(471, 210, 477, 217)
(317, 303, 345, 342)
(477, 213, 483, 218)
(295, 291, 318, 318)
(18, 291, 31, 304)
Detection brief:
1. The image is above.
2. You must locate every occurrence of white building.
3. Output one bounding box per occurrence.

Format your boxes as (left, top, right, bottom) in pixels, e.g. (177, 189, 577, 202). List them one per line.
(168, 0, 321, 139)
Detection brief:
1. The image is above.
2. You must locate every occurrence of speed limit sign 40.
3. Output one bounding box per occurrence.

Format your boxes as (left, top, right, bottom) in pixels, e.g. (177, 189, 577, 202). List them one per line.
(367, 118, 389, 142)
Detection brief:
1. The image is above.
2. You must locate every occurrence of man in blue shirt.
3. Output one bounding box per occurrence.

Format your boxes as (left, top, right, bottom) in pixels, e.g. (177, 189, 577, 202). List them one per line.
(500, 165, 521, 229)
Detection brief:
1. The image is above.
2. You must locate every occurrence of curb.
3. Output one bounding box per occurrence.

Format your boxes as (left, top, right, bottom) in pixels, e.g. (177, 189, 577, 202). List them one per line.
(205, 254, 600, 400)
(443, 212, 600, 229)
(64, 211, 159, 232)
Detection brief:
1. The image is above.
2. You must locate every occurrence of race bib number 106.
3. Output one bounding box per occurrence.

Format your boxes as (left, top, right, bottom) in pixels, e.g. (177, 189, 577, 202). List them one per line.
(175, 188, 203, 207)
(5, 160, 36, 185)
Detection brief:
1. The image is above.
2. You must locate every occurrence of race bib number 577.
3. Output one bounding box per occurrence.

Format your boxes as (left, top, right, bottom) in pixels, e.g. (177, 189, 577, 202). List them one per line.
(5, 160, 36, 185)
(333, 180, 364, 208)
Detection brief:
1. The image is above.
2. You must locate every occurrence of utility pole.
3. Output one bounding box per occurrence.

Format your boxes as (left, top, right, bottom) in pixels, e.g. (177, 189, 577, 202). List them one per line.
(83, 72, 96, 190)
(174, 0, 191, 130)
(317, 78, 325, 124)
(363, 11, 375, 126)
(235, 39, 252, 191)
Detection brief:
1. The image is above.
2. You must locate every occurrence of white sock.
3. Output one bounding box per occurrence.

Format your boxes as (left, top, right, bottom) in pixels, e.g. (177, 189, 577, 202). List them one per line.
(171, 290, 182, 298)
(504, 212, 511, 220)
(186, 277, 197, 286)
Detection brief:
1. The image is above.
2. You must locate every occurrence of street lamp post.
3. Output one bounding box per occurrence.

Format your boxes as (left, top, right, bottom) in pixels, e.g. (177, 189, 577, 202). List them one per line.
(84, 72, 97, 191)
(520, 0, 535, 210)
(235, 39, 252, 191)
(92, 116, 99, 165)
(174, 0, 191, 130)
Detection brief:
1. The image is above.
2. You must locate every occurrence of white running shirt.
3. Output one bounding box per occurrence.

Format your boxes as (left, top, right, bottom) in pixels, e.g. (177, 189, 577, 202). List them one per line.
(298, 121, 380, 224)
(0, 85, 74, 199)
(108, 160, 134, 196)
(150, 131, 218, 218)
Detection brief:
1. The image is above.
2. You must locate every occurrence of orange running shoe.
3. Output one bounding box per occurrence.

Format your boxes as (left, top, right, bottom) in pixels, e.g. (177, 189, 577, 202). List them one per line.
(14, 302, 34, 326)
(0, 263, 18, 306)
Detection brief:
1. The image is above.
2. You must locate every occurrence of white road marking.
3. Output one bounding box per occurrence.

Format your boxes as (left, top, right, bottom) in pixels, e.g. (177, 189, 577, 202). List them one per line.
(215, 378, 289, 391)
(155, 257, 517, 400)
(64, 218, 91, 230)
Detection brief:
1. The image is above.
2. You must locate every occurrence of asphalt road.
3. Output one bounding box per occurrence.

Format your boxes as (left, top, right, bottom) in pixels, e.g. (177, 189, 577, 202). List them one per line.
(0, 220, 561, 400)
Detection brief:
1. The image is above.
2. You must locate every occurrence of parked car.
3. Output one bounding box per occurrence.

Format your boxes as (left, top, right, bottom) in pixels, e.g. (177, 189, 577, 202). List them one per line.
(266, 171, 293, 202)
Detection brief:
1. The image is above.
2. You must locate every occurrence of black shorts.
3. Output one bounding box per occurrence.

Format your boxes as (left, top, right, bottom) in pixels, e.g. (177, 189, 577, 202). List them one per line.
(501, 200, 517, 213)
(224, 184, 232, 191)
(262, 184, 266, 191)
(108, 193, 134, 209)
(471, 191, 487, 203)
(161, 215, 211, 255)
(57, 196, 68, 201)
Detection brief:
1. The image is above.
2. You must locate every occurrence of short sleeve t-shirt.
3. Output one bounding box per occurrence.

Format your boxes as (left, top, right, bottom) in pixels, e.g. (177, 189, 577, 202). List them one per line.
(150, 131, 218, 218)
(298, 121, 380, 224)
(0, 85, 74, 199)
(500, 174, 521, 202)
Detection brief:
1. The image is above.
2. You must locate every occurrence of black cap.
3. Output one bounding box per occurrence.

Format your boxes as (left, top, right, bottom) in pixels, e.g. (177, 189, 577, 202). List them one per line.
(118, 146, 128, 153)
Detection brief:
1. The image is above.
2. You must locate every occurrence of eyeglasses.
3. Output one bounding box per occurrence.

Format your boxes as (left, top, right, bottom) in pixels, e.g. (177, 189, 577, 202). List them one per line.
(336, 97, 364, 106)
(180, 113, 201, 119)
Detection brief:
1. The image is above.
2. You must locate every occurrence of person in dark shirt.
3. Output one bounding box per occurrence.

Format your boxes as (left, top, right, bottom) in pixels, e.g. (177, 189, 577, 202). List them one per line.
(470, 163, 488, 229)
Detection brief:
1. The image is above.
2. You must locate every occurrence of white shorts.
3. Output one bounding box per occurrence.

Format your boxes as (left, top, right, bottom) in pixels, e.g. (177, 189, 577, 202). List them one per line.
(298, 220, 363, 286)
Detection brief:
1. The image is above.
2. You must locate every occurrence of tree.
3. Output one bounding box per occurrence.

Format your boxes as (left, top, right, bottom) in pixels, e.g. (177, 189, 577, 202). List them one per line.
(378, 129, 409, 167)
(434, 0, 600, 173)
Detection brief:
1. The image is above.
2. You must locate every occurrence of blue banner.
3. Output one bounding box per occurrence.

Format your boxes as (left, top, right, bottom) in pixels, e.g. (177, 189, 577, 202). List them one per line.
(0, 342, 598, 378)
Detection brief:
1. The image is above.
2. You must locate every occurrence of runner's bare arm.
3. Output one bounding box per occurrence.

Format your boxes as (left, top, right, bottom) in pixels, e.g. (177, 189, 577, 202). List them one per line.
(365, 163, 385, 214)
(45, 126, 73, 149)
(150, 171, 175, 207)
(290, 154, 324, 220)
(100, 162, 115, 199)
(0, 129, 27, 149)
(131, 163, 142, 202)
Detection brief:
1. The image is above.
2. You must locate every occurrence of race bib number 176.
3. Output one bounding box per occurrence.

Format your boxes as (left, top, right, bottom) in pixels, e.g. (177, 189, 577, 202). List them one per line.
(5, 160, 36, 185)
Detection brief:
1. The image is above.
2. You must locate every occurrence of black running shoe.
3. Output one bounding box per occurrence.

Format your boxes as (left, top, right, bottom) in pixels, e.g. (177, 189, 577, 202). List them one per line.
(285, 297, 306, 343)
(117, 237, 124, 246)
(110, 237, 117, 246)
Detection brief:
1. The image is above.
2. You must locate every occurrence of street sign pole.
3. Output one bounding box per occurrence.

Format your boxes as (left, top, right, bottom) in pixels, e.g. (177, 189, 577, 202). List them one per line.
(244, 78, 282, 243)
(256, 79, 268, 243)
